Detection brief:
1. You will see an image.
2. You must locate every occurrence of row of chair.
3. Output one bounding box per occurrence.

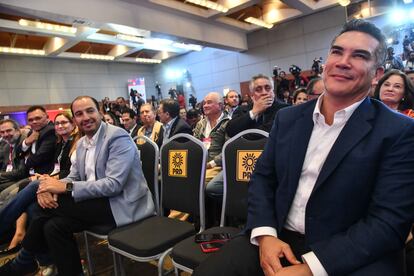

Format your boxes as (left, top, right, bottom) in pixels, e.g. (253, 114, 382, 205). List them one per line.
(85, 129, 268, 275)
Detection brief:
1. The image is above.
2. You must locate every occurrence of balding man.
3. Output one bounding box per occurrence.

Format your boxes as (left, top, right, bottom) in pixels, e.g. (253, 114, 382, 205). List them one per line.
(194, 92, 230, 149)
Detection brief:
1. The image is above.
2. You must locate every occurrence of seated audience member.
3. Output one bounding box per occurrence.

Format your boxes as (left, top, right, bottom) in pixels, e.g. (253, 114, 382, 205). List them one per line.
(137, 103, 164, 148)
(292, 88, 308, 106)
(306, 77, 325, 100)
(193, 92, 229, 149)
(122, 109, 140, 141)
(179, 108, 187, 121)
(374, 69, 414, 118)
(224, 90, 240, 118)
(226, 74, 288, 138)
(281, 89, 292, 105)
(0, 96, 155, 276)
(0, 120, 26, 192)
(0, 106, 56, 192)
(0, 112, 81, 274)
(405, 69, 414, 85)
(115, 96, 129, 116)
(158, 99, 192, 142)
(16, 106, 57, 176)
(186, 108, 201, 130)
(194, 19, 414, 276)
(404, 51, 414, 71)
(103, 111, 121, 126)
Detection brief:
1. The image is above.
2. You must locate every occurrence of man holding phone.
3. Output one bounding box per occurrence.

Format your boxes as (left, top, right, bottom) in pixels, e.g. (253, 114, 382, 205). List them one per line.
(194, 19, 414, 276)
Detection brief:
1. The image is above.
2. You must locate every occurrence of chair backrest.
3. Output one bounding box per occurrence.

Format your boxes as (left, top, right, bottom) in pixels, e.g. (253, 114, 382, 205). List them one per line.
(221, 129, 269, 226)
(160, 133, 207, 230)
(136, 135, 160, 214)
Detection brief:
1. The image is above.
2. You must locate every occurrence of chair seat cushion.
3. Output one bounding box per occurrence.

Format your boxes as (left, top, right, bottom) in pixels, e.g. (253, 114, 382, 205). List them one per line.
(108, 216, 196, 257)
(171, 226, 242, 270)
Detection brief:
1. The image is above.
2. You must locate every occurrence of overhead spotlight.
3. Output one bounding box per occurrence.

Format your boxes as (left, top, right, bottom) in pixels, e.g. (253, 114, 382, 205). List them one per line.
(387, 38, 393, 44)
(0, 47, 45, 55)
(404, 0, 413, 4)
(135, 58, 162, 64)
(80, 53, 114, 60)
(244, 17, 273, 29)
(19, 19, 77, 34)
(338, 0, 350, 6)
(172, 42, 202, 51)
(390, 9, 406, 24)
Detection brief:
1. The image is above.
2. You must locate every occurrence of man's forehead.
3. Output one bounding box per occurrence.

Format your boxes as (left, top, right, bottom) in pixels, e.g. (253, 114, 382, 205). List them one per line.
(0, 123, 14, 130)
(72, 98, 97, 112)
(27, 109, 46, 117)
(332, 31, 378, 52)
(254, 78, 271, 85)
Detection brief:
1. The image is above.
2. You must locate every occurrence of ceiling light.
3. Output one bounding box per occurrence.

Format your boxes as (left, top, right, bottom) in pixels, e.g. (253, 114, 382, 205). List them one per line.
(172, 42, 202, 51)
(19, 19, 77, 34)
(404, 0, 413, 4)
(135, 58, 162, 64)
(0, 47, 45, 55)
(80, 54, 114, 60)
(186, 0, 229, 13)
(244, 17, 273, 29)
(116, 34, 145, 44)
(338, 0, 350, 6)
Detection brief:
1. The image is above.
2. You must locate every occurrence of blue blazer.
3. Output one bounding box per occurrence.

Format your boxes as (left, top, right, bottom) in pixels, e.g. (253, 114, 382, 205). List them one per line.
(246, 97, 414, 275)
(63, 122, 155, 227)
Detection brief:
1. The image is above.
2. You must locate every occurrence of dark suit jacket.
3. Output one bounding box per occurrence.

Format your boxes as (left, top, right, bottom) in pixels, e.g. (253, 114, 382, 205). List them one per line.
(16, 121, 56, 175)
(246, 98, 414, 275)
(225, 100, 288, 137)
(0, 134, 27, 183)
(158, 117, 192, 143)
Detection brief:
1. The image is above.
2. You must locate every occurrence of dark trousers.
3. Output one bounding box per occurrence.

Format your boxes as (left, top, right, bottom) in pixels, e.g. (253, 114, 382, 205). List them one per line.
(193, 229, 308, 276)
(22, 194, 116, 276)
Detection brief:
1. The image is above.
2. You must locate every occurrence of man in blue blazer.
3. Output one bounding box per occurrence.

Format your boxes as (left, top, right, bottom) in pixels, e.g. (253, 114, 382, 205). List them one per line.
(194, 19, 414, 276)
(0, 96, 155, 276)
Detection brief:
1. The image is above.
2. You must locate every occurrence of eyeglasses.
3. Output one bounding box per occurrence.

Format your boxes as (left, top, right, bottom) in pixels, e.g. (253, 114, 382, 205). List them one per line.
(54, 121, 70, 126)
(254, 85, 272, 93)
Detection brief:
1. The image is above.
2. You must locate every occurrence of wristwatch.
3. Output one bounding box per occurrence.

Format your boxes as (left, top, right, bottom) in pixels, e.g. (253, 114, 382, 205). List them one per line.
(65, 182, 73, 193)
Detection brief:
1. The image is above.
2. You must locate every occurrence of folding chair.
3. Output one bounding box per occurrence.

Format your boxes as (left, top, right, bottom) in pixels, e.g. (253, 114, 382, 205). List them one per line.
(83, 135, 160, 274)
(171, 129, 269, 273)
(108, 133, 207, 276)
(136, 135, 160, 214)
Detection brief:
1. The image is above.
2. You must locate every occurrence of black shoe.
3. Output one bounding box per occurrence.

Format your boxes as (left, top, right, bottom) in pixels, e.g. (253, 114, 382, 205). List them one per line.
(0, 258, 38, 276)
(0, 243, 22, 256)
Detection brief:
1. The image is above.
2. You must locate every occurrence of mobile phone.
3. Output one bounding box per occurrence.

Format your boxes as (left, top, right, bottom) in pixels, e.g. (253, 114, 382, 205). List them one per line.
(194, 233, 231, 243)
(199, 240, 228, 253)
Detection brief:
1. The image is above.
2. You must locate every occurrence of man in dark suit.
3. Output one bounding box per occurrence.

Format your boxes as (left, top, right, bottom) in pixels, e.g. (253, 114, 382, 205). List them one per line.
(16, 106, 56, 176)
(157, 98, 192, 142)
(121, 108, 140, 142)
(225, 74, 288, 137)
(194, 19, 414, 276)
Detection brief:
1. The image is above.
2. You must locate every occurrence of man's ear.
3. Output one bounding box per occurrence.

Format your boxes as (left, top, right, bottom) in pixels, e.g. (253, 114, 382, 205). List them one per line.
(375, 67, 384, 80)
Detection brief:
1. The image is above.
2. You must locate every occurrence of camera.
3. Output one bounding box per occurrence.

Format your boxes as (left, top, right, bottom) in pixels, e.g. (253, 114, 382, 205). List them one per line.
(312, 57, 323, 75)
(273, 66, 281, 77)
(289, 65, 301, 76)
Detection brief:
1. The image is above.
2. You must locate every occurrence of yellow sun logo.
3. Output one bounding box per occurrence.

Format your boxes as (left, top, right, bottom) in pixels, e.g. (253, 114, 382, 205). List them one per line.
(242, 153, 257, 172)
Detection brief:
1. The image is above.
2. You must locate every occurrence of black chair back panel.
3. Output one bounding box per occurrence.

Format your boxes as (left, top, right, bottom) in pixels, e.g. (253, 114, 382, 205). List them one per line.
(138, 141, 157, 196)
(161, 138, 204, 215)
(224, 136, 268, 220)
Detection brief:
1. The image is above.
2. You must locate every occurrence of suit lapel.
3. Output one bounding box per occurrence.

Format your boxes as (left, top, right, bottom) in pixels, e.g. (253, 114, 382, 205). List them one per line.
(78, 145, 87, 181)
(313, 97, 375, 191)
(93, 122, 107, 174)
(288, 102, 315, 192)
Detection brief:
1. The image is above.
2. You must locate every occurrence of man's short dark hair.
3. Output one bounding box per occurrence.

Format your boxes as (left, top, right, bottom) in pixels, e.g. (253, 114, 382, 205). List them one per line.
(70, 96, 100, 115)
(27, 105, 47, 115)
(306, 77, 323, 95)
(160, 99, 180, 118)
(0, 119, 19, 130)
(140, 103, 156, 113)
(186, 108, 200, 119)
(249, 74, 273, 92)
(332, 19, 386, 69)
(122, 108, 136, 119)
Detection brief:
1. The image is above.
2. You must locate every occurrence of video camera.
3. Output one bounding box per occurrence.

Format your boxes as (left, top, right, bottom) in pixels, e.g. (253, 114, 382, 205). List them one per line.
(312, 57, 323, 75)
(289, 65, 302, 76)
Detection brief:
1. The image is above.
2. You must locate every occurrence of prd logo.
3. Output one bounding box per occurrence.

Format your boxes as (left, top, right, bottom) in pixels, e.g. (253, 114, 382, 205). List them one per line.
(168, 150, 188, 177)
(236, 150, 262, 181)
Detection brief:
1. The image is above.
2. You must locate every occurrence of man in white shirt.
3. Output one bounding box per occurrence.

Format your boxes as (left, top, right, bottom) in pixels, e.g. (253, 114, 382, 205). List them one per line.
(194, 19, 414, 276)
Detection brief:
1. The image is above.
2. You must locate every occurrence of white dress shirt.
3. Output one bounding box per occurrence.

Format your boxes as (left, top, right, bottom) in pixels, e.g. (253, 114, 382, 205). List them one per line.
(251, 95, 365, 276)
(83, 123, 103, 182)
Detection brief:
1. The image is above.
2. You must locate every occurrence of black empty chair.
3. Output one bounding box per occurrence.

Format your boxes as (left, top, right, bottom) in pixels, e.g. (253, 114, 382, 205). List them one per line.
(171, 129, 269, 273)
(108, 133, 207, 276)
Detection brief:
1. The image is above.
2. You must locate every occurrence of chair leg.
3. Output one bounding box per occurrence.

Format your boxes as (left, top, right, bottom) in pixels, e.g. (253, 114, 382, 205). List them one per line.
(83, 232, 95, 275)
(112, 252, 126, 276)
(158, 248, 173, 276)
(174, 266, 179, 276)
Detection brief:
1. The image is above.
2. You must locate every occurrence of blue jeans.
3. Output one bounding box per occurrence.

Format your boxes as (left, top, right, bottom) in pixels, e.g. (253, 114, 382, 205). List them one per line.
(0, 180, 39, 237)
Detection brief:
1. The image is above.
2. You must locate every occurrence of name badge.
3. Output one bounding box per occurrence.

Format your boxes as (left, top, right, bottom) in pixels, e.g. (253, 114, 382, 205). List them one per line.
(29, 168, 35, 175)
(202, 137, 211, 150)
(6, 164, 13, 172)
